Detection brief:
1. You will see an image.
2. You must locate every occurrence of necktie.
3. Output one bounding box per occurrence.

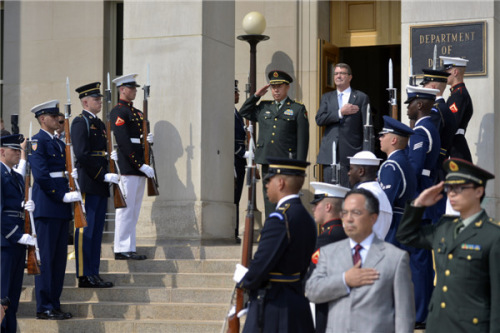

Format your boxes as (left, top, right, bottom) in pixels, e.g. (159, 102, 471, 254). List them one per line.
(276, 101, 281, 112)
(352, 243, 363, 267)
(454, 220, 464, 239)
(338, 92, 343, 110)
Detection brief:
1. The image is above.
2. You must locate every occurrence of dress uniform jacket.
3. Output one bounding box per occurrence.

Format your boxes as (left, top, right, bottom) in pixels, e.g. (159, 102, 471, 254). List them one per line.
(1, 164, 26, 333)
(239, 95, 309, 164)
(109, 100, 145, 176)
(239, 196, 317, 333)
(71, 111, 110, 197)
(397, 204, 500, 333)
(431, 97, 458, 169)
(447, 83, 473, 162)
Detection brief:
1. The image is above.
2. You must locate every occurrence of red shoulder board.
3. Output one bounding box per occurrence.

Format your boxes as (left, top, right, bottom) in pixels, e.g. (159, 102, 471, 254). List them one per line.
(311, 249, 320, 265)
(115, 116, 125, 126)
(449, 103, 458, 113)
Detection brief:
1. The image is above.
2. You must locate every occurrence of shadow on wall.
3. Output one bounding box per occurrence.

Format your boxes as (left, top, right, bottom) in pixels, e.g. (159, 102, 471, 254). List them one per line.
(151, 120, 199, 242)
(265, 51, 302, 101)
(475, 112, 494, 197)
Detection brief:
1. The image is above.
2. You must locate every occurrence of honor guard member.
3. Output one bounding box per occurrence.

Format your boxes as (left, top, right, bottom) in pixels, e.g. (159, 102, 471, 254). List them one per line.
(1, 134, 36, 332)
(440, 56, 473, 162)
(405, 85, 442, 327)
(307, 182, 349, 333)
(239, 70, 309, 218)
(347, 151, 392, 240)
(71, 82, 118, 288)
(29, 100, 81, 320)
(397, 159, 499, 333)
(234, 80, 246, 244)
(233, 157, 317, 333)
(110, 74, 154, 260)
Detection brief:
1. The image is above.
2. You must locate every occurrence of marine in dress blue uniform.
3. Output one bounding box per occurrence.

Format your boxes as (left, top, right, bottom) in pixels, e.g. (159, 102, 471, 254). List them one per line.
(397, 158, 499, 333)
(234, 158, 316, 333)
(239, 70, 309, 218)
(307, 182, 349, 333)
(71, 82, 116, 288)
(234, 80, 246, 243)
(29, 100, 78, 320)
(1, 134, 33, 333)
(440, 56, 473, 162)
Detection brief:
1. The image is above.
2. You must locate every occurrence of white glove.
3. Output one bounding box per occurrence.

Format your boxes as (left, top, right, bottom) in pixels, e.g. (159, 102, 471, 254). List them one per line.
(139, 164, 155, 178)
(243, 151, 251, 159)
(232, 263, 248, 283)
(23, 200, 35, 213)
(110, 150, 118, 161)
(104, 173, 120, 184)
(147, 133, 154, 144)
(71, 168, 78, 180)
(18, 234, 36, 246)
(63, 191, 82, 203)
(227, 305, 249, 318)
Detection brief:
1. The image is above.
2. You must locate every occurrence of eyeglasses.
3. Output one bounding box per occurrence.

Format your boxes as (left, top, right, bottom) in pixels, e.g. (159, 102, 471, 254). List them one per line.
(340, 209, 364, 218)
(58, 121, 65, 124)
(334, 72, 349, 76)
(444, 184, 476, 194)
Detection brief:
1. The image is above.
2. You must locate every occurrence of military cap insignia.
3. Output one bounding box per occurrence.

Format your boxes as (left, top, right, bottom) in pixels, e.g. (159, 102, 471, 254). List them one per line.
(273, 71, 279, 78)
(311, 249, 320, 264)
(115, 117, 125, 126)
(449, 161, 459, 172)
(449, 103, 458, 113)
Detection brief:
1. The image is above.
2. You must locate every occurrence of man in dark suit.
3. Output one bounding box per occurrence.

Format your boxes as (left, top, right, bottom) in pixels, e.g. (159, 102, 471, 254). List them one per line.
(306, 188, 415, 333)
(233, 158, 317, 333)
(234, 80, 246, 244)
(29, 100, 82, 320)
(239, 70, 309, 217)
(397, 158, 499, 333)
(316, 63, 371, 187)
(110, 73, 154, 260)
(1, 134, 36, 332)
(71, 82, 118, 288)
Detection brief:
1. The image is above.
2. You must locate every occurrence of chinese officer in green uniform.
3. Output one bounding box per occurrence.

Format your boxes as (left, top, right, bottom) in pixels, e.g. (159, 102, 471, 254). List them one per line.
(239, 70, 309, 217)
(397, 158, 499, 333)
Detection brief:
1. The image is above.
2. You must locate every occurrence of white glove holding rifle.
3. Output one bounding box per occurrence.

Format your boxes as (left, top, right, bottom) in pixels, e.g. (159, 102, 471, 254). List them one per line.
(139, 164, 155, 178)
(63, 191, 82, 203)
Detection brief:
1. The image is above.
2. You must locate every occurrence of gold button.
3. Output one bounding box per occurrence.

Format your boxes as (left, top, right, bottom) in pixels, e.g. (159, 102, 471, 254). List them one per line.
(448, 254, 453, 260)
(473, 318, 478, 324)
(271, 140, 274, 143)
(441, 302, 446, 308)
(467, 255, 472, 260)
(272, 133, 275, 136)
(442, 286, 448, 292)
(273, 125, 276, 128)
(438, 249, 441, 253)
(445, 270, 450, 276)
(274, 118, 278, 121)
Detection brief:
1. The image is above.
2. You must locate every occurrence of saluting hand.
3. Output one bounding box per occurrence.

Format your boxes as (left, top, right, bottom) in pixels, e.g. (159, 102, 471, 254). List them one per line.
(413, 181, 444, 208)
(255, 84, 271, 97)
(344, 261, 379, 288)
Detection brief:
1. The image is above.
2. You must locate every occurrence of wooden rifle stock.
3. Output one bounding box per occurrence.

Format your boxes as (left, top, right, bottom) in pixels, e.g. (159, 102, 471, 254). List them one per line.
(391, 104, 398, 120)
(142, 87, 159, 196)
(64, 115, 87, 228)
(106, 120, 127, 208)
(24, 142, 41, 275)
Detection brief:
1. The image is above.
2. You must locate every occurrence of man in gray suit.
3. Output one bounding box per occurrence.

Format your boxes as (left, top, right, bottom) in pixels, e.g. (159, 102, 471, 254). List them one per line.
(306, 188, 415, 333)
(316, 63, 371, 187)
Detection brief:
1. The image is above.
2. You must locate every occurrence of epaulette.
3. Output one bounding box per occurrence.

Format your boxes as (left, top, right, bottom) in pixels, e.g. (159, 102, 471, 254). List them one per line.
(278, 203, 290, 214)
(487, 217, 500, 228)
(293, 100, 303, 105)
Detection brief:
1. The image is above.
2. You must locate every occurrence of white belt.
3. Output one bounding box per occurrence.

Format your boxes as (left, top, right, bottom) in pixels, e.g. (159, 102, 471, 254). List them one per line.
(455, 128, 465, 135)
(49, 171, 66, 178)
(130, 138, 141, 144)
(5, 210, 24, 219)
(422, 169, 431, 177)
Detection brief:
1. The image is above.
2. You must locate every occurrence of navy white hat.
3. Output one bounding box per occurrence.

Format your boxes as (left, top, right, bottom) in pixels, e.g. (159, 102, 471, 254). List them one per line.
(443, 158, 494, 186)
(420, 69, 450, 85)
(348, 151, 382, 166)
(310, 182, 349, 204)
(404, 85, 439, 104)
(1, 134, 24, 150)
(75, 82, 103, 99)
(379, 115, 414, 137)
(265, 157, 309, 180)
(439, 56, 469, 69)
(268, 70, 293, 85)
(112, 73, 140, 87)
(30, 100, 60, 118)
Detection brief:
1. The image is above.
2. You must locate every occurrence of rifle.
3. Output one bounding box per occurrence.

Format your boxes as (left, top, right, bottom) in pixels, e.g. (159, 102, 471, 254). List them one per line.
(64, 77, 87, 228)
(105, 73, 127, 208)
(142, 65, 160, 196)
(362, 103, 374, 152)
(329, 141, 340, 184)
(25, 123, 41, 275)
(387, 58, 398, 120)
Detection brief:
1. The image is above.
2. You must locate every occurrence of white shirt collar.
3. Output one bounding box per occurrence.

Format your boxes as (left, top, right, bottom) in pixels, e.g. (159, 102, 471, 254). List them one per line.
(276, 194, 300, 209)
(83, 109, 96, 118)
(415, 116, 431, 126)
(1, 162, 12, 173)
(388, 149, 403, 159)
(349, 232, 375, 251)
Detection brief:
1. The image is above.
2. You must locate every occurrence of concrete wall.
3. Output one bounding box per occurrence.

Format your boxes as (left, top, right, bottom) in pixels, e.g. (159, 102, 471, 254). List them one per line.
(401, 0, 499, 217)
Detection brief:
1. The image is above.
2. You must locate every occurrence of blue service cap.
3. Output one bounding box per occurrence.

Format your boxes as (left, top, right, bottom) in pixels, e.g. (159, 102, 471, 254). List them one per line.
(75, 82, 103, 99)
(1, 134, 24, 150)
(420, 69, 450, 85)
(379, 116, 414, 137)
(404, 85, 439, 104)
(265, 157, 309, 180)
(30, 100, 60, 118)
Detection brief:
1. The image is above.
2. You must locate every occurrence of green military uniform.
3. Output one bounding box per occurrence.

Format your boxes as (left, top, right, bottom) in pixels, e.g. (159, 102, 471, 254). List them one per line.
(397, 159, 500, 333)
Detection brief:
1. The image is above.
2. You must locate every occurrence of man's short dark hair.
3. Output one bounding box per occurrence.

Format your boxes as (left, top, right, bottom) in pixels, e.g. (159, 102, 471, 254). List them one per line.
(345, 188, 379, 215)
(335, 63, 352, 75)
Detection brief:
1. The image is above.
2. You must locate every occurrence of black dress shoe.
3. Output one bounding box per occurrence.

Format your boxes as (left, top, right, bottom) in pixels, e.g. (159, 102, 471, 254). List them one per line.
(414, 322, 426, 330)
(36, 309, 65, 320)
(78, 276, 113, 288)
(52, 308, 72, 319)
(114, 252, 147, 260)
(93, 275, 114, 288)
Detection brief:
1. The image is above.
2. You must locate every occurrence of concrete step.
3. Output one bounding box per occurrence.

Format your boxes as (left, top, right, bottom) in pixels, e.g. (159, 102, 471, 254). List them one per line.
(20, 286, 233, 304)
(23, 272, 234, 288)
(18, 301, 230, 321)
(17, 318, 224, 333)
